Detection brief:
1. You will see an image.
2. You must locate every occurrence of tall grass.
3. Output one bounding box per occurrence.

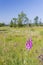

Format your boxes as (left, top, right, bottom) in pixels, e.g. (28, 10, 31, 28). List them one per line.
(0, 27, 43, 65)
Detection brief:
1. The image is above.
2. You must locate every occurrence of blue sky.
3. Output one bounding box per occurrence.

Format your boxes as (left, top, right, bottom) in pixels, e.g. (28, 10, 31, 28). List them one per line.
(0, 0, 43, 24)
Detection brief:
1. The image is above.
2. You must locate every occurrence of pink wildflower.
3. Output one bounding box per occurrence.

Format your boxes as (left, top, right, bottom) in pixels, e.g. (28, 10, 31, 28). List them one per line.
(26, 38, 32, 50)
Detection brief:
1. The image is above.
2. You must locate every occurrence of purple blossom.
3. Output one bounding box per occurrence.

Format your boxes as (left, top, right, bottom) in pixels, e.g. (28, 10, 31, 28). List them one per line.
(26, 38, 32, 50)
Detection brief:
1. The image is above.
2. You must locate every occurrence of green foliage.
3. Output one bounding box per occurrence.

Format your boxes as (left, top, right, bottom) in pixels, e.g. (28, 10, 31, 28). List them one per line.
(17, 14, 23, 27)
(0, 12, 43, 27)
(9, 20, 14, 27)
(34, 16, 39, 26)
(9, 11, 29, 27)
(0, 23, 5, 27)
(13, 18, 17, 27)
(17, 11, 29, 27)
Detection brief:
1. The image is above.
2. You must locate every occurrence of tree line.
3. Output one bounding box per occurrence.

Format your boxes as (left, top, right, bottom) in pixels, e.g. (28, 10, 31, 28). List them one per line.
(0, 11, 43, 27)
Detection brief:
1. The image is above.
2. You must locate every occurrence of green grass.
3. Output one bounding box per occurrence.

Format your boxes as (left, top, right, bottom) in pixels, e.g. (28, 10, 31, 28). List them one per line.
(0, 26, 43, 65)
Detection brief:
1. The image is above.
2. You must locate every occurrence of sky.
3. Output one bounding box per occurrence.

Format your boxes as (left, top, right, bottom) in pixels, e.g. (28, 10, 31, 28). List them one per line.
(0, 0, 43, 24)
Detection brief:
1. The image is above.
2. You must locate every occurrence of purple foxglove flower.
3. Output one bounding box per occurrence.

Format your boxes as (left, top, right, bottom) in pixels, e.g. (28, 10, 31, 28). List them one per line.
(26, 38, 32, 50)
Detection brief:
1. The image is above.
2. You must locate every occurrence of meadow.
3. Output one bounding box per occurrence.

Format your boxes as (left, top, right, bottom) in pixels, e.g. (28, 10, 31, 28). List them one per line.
(0, 26, 43, 65)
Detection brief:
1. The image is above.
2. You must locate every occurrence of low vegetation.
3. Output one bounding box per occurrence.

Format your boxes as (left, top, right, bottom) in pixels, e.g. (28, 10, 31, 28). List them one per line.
(0, 26, 43, 65)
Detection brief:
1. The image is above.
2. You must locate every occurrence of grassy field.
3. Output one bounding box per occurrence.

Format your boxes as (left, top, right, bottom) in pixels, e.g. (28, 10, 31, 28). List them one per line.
(0, 26, 43, 65)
